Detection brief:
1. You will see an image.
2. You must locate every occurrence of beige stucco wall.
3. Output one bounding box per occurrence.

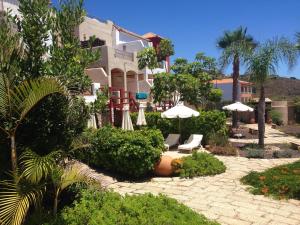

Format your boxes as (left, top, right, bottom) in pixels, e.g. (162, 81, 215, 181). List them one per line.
(77, 17, 113, 46)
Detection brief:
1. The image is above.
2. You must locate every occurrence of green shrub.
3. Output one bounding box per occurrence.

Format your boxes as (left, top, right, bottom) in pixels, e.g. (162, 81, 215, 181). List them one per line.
(246, 149, 264, 158)
(132, 110, 227, 144)
(241, 161, 300, 200)
(52, 189, 220, 225)
(270, 110, 283, 126)
(208, 145, 238, 156)
(272, 150, 292, 158)
(208, 132, 230, 147)
(174, 152, 226, 178)
(90, 127, 164, 178)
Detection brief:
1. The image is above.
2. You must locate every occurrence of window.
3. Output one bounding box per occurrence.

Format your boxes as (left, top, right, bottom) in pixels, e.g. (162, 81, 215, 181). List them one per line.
(81, 38, 105, 48)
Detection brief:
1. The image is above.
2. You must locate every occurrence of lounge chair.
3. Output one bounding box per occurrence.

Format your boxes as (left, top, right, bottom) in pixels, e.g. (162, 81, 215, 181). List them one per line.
(178, 134, 203, 153)
(164, 134, 180, 150)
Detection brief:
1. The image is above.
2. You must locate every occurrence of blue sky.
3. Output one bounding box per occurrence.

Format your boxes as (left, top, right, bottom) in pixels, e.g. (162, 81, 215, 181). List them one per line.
(53, 0, 300, 78)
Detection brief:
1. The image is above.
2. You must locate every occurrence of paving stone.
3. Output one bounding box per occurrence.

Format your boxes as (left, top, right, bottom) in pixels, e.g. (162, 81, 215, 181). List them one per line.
(218, 216, 251, 225)
(82, 153, 300, 225)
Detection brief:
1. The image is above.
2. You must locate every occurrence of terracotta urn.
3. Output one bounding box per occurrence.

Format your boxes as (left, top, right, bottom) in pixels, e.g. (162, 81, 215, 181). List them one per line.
(250, 118, 255, 124)
(154, 155, 174, 177)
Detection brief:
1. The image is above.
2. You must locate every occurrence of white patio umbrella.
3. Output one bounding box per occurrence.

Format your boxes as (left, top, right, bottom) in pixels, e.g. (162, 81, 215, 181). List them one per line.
(161, 102, 200, 142)
(136, 103, 147, 126)
(122, 104, 134, 131)
(222, 102, 254, 112)
(223, 102, 254, 129)
(161, 102, 200, 119)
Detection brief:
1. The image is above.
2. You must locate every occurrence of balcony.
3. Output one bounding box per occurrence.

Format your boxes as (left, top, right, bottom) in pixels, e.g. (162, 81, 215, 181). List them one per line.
(114, 49, 134, 62)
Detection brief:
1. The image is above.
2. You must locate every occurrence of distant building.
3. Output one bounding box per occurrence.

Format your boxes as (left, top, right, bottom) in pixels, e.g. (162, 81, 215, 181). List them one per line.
(212, 78, 254, 103)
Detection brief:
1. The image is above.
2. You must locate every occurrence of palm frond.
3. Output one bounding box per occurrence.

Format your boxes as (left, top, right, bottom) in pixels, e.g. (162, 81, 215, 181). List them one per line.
(0, 179, 43, 225)
(11, 76, 68, 122)
(0, 74, 10, 120)
(246, 37, 298, 84)
(58, 162, 94, 191)
(20, 150, 63, 183)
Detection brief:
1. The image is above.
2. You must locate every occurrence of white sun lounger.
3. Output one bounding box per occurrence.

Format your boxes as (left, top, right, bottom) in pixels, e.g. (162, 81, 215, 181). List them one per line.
(178, 134, 203, 153)
(164, 134, 180, 150)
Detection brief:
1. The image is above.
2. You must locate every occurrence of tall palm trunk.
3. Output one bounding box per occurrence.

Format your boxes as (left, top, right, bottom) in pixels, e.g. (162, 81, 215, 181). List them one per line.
(10, 134, 17, 172)
(258, 84, 265, 148)
(232, 55, 240, 128)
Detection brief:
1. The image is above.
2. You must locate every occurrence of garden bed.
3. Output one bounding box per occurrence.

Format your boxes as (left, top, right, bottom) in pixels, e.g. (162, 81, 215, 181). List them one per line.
(237, 143, 300, 159)
(241, 161, 300, 200)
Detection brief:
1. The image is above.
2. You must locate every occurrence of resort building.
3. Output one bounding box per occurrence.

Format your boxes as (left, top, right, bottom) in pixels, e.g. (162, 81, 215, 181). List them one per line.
(212, 78, 254, 103)
(76, 17, 169, 101)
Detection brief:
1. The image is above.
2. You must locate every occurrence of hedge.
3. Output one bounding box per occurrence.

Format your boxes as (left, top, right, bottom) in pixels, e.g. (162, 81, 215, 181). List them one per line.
(51, 189, 220, 225)
(89, 127, 164, 178)
(131, 110, 227, 143)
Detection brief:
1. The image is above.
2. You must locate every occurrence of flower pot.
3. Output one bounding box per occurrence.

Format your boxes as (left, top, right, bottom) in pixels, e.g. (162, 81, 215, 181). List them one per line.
(250, 118, 255, 124)
(154, 155, 174, 177)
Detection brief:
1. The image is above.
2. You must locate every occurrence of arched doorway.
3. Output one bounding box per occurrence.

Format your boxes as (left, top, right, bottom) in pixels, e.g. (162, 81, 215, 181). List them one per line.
(111, 68, 124, 90)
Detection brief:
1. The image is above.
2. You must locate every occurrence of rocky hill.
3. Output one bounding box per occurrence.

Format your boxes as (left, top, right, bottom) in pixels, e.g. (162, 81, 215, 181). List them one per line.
(241, 75, 300, 100)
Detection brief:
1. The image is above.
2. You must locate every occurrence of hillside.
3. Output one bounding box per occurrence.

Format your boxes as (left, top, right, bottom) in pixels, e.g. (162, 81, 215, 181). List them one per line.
(240, 75, 300, 100)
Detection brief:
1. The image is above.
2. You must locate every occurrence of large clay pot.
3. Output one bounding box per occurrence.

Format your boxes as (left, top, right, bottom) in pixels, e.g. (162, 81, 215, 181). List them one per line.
(250, 118, 255, 124)
(154, 155, 174, 177)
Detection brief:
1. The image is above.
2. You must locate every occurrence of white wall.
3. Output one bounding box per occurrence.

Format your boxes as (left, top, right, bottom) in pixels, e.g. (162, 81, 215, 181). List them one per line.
(213, 83, 241, 101)
(115, 40, 149, 53)
(3, 0, 20, 17)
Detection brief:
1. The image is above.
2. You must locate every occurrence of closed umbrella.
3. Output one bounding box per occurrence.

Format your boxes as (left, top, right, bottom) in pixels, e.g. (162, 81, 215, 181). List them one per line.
(122, 104, 134, 131)
(87, 115, 97, 129)
(161, 102, 200, 142)
(136, 103, 147, 126)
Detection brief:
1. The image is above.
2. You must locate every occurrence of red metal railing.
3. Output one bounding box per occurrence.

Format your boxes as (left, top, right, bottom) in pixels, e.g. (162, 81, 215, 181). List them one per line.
(108, 87, 139, 125)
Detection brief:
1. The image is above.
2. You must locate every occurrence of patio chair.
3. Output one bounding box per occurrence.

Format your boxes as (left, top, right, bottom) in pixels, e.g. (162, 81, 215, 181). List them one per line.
(178, 134, 203, 153)
(164, 134, 180, 150)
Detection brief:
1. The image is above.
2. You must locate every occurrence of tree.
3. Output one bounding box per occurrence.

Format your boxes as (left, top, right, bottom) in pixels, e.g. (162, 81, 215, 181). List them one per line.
(137, 47, 158, 74)
(156, 39, 175, 62)
(0, 150, 93, 224)
(159, 53, 222, 109)
(16, 0, 52, 78)
(47, 0, 100, 93)
(151, 69, 222, 110)
(246, 37, 297, 147)
(0, 75, 68, 171)
(217, 26, 256, 128)
(15, 0, 99, 156)
(0, 15, 68, 172)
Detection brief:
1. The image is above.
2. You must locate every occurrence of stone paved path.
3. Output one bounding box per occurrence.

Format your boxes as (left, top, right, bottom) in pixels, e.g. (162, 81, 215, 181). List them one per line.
(103, 155, 300, 225)
(230, 124, 300, 145)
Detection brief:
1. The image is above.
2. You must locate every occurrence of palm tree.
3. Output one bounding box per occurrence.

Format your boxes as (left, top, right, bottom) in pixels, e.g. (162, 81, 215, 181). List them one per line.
(246, 37, 298, 147)
(0, 75, 68, 172)
(0, 150, 94, 225)
(217, 26, 256, 127)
